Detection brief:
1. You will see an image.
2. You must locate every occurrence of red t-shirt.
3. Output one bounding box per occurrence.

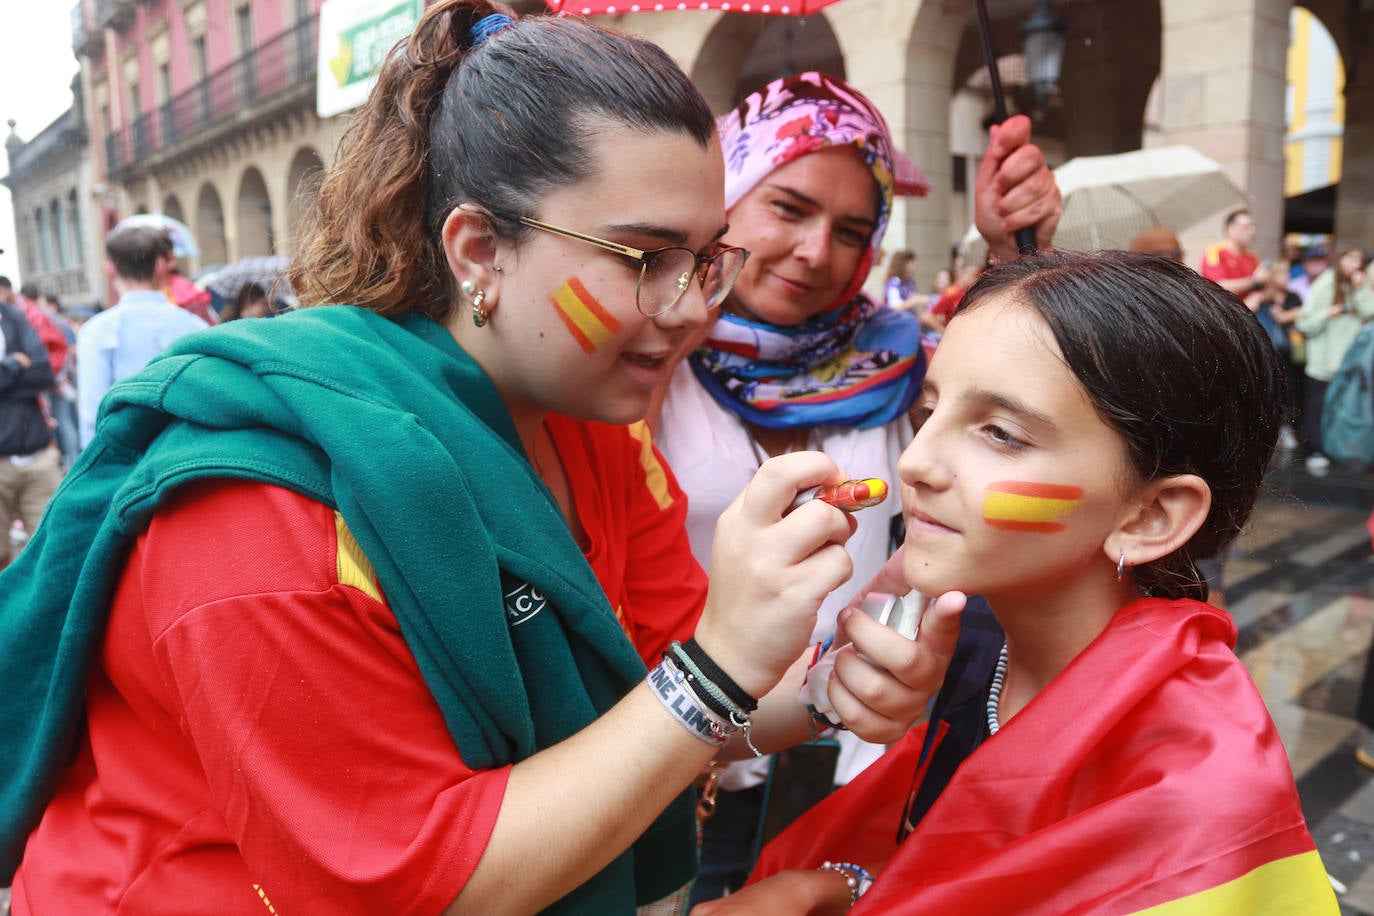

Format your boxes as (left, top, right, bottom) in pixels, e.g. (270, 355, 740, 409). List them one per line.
(14, 419, 704, 914)
(1199, 243, 1260, 284)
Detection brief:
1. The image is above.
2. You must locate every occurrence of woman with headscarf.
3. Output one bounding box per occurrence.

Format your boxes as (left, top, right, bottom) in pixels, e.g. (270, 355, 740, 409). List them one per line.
(653, 71, 1061, 903)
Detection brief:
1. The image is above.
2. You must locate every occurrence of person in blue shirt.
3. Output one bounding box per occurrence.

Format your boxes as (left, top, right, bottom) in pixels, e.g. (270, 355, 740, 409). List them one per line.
(76, 224, 208, 446)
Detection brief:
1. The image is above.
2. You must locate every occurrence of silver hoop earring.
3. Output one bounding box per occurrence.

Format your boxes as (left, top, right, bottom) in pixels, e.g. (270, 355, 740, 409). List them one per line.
(1116, 551, 1127, 582)
(471, 289, 489, 328)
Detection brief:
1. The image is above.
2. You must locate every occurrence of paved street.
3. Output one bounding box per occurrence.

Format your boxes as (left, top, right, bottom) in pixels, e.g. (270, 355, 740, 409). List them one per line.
(1233, 460, 1374, 913)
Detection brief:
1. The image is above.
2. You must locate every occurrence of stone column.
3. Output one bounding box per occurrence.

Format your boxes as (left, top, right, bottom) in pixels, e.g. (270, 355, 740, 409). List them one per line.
(831, 0, 967, 292)
(1158, 0, 1289, 260)
(1335, 56, 1374, 246)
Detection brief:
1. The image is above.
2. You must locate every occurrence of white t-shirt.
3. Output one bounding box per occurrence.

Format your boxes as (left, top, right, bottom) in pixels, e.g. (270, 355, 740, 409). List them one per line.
(656, 359, 913, 784)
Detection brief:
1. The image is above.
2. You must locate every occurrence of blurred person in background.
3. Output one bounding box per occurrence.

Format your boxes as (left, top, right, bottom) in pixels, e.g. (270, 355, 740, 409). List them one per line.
(1200, 209, 1270, 298)
(77, 225, 208, 447)
(0, 281, 59, 571)
(1295, 246, 1374, 475)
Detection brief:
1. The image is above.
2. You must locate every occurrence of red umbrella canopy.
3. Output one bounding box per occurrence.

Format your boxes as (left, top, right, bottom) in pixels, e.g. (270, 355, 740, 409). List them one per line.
(545, 0, 840, 13)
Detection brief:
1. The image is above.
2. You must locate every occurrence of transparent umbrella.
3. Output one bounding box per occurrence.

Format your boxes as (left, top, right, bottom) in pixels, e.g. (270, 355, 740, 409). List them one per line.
(961, 146, 1250, 262)
(114, 213, 201, 260)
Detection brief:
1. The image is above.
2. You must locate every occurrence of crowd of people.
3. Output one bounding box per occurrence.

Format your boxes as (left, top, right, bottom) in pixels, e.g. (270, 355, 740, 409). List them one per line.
(0, 223, 283, 571)
(0, 1, 1351, 914)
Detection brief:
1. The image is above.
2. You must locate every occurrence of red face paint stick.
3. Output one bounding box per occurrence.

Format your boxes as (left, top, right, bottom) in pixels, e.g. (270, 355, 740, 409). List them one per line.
(786, 478, 889, 515)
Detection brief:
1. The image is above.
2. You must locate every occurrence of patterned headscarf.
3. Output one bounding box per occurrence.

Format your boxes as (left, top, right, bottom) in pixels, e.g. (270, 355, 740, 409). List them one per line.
(719, 71, 930, 307)
(692, 72, 930, 430)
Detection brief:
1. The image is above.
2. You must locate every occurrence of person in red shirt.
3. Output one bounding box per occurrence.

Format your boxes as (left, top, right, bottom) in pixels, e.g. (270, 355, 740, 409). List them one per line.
(1199, 208, 1271, 297)
(2, 4, 954, 914)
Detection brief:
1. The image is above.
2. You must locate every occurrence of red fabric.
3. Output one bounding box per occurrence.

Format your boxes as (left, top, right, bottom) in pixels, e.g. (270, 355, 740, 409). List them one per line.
(14, 481, 503, 915)
(167, 273, 219, 325)
(1200, 242, 1261, 283)
(928, 284, 965, 323)
(13, 419, 702, 913)
(548, 416, 706, 665)
(751, 599, 1331, 914)
(17, 297, 68, 375)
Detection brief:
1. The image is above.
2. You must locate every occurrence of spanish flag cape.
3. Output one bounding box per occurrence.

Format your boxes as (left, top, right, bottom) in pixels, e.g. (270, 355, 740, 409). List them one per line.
(752, 598, 1337, 914)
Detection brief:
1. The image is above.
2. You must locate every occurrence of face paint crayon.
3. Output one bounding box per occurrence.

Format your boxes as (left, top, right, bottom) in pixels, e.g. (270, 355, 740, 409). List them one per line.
(982, 481, 1084, 533)
(786, 478, 889, 515)
(550, 276, 623, 354)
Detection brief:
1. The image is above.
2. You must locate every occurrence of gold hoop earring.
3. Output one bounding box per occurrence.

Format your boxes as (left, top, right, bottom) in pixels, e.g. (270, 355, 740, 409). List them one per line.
(471, 289, 488, 328)
(460, 279, 489, 328)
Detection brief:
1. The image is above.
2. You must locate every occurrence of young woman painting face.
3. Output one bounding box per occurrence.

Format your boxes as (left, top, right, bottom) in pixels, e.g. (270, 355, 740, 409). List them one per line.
(898, 293, 1161, 607)
(448, 125, 728, 430)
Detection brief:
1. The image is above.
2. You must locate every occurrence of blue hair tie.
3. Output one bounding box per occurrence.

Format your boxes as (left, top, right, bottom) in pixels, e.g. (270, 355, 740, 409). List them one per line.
(469, 13, 515, 46)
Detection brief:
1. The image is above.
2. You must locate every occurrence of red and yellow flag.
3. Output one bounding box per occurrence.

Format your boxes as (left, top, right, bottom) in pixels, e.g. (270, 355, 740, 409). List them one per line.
(550, 277, 623, 354)
(982, 481, 1084, 533)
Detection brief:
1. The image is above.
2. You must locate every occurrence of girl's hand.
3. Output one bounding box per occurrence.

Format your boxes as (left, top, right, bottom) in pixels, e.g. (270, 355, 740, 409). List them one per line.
(691, 869, 853, 915)
(975, 114, 1062, 260)
(827, 591, 966, 743)
(695, 452, 858, 700)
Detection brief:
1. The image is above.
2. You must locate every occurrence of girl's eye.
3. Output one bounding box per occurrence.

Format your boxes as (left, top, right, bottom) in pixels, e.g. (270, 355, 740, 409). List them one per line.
(770, 199, 805, 219)
(911, 404, 934, 431)
(984, 423, 1028, 450)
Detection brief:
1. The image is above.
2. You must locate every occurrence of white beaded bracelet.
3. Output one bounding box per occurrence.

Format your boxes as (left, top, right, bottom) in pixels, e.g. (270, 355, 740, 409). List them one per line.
(818, 861, 874, 907)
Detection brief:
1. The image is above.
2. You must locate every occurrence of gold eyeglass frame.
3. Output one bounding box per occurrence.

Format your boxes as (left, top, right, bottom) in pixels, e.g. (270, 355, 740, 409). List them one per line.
(517, 216, 747, 317)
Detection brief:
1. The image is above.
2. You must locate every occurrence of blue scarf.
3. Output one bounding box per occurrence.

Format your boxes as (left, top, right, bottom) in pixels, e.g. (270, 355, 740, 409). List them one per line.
(690, 293, 924, 429)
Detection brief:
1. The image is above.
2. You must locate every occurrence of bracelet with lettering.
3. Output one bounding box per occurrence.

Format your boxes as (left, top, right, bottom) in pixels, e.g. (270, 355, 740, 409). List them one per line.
(647, 657, 733, 747)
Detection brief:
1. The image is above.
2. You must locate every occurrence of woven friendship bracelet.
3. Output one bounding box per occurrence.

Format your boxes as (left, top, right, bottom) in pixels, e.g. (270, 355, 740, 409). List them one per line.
(680, 638, 758, 712)
(647, 657, 733, 747)
(668, 644, 747, 722)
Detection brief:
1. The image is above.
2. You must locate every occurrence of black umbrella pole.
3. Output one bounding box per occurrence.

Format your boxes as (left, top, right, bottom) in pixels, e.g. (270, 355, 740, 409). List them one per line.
(975, 0, 1038, 256)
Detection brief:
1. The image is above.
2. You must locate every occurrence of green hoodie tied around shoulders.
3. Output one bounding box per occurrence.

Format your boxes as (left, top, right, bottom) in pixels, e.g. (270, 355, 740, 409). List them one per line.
(0, 306, 696, 911)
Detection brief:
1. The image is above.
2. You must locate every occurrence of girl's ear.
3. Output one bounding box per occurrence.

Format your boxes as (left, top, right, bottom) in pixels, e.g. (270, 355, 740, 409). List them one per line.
(441, 204, 502, 311)
(1106, 474, 1211, 571)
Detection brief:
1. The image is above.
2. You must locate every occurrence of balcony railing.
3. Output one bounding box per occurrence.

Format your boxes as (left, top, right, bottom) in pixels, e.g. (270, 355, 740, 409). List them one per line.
(106, 14, 318, 176)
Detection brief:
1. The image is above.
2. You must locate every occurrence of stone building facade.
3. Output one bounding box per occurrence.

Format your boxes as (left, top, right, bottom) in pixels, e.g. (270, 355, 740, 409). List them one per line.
(4, 0, 1370, 298)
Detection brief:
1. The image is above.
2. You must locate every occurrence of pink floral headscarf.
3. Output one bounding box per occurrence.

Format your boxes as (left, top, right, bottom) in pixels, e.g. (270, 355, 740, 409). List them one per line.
(718, 71, 930, 309)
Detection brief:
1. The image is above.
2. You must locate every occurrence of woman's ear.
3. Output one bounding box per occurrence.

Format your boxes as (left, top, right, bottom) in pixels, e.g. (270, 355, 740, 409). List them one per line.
(1106, 474, 1212, 571)
(441, 204, 502, 310)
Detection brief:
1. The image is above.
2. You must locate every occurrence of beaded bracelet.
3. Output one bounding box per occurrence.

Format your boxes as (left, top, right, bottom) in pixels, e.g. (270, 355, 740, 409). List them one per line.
(818, 861, 874, 907)
(647, 658, 733, 747)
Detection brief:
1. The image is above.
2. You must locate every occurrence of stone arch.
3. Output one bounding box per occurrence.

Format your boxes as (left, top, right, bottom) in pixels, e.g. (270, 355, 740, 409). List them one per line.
(195, 181, 228, 267)
(690, 13, 845, 113)
(235, 166, 273, 258)
(284, 146, 325, 257)
(162, 193, 185, 223)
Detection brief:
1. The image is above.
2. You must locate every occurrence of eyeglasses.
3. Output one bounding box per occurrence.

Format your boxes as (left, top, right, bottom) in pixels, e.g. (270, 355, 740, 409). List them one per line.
(518, 217, 749, 318)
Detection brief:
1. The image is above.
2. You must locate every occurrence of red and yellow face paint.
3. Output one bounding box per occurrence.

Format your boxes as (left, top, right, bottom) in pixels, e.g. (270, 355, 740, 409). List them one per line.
(549, 277, 623, 354)
(982, 481, 1084, 533)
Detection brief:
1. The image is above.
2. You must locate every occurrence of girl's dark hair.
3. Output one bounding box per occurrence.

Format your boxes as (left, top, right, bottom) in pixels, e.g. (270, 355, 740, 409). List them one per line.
(957, 250, 1287, 601)
(291, 0, 716, 320)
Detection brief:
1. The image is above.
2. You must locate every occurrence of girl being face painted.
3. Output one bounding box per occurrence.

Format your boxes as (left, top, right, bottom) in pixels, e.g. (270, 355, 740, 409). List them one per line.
(897, 292, 1141, 605)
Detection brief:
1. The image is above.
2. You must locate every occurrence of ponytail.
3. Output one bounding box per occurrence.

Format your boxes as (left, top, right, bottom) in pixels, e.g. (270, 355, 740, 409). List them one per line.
(291, 0, 715, 322)
(290, 1, 510, 318)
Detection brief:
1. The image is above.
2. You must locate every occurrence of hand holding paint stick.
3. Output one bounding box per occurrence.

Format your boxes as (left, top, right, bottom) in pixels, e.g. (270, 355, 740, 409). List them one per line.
(785, 478, 889, 516)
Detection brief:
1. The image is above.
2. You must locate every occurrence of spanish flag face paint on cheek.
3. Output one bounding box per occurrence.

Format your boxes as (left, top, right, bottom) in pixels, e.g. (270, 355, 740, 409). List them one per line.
(549, 276, 624, 354)
(982, 481, 1085, 534)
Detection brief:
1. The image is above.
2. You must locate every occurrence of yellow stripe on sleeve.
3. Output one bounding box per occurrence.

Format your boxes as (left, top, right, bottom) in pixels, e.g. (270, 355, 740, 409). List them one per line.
(628, 421, 673, 511)
(335, 512, 382, 603)
(1129, 851, 1338, 916)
